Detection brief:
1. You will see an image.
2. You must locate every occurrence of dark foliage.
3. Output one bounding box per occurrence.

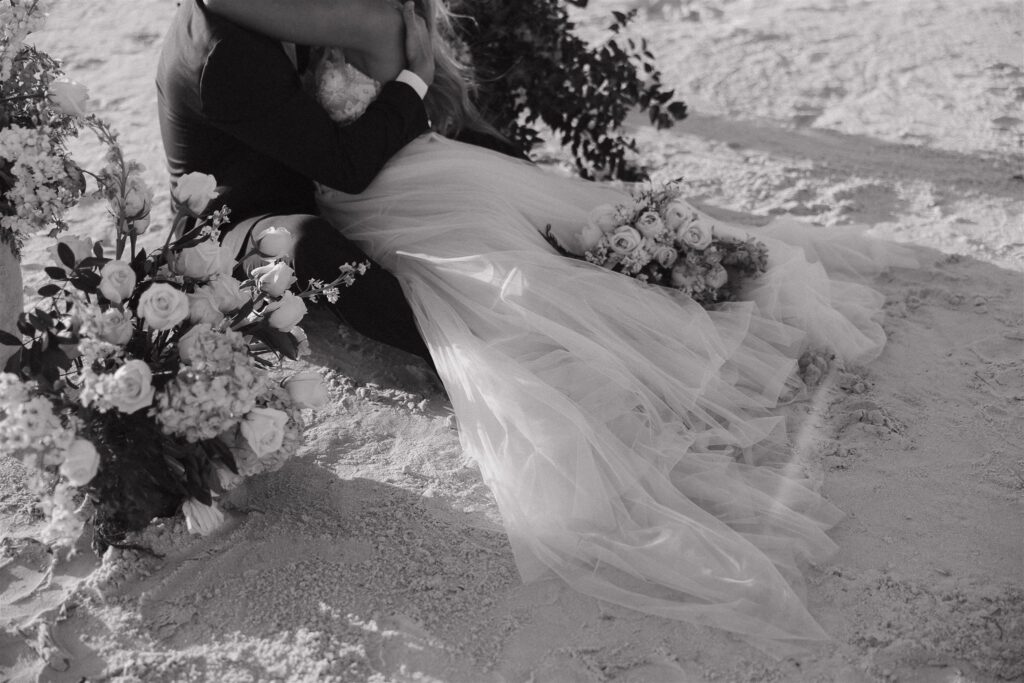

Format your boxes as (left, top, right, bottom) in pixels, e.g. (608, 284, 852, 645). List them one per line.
(450, 0, 687, 180)
(83, 410, 186, 552)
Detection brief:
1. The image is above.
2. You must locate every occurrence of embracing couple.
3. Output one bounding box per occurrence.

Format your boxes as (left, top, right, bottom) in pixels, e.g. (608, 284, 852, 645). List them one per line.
(157, 0, 910, 651)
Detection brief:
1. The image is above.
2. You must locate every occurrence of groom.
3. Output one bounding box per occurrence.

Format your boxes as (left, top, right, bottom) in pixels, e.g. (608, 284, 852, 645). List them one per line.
(156, 0, 434, 363)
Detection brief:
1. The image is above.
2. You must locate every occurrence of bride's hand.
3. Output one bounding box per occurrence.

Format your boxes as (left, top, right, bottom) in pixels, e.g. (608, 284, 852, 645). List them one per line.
(401, 1, 435, 86)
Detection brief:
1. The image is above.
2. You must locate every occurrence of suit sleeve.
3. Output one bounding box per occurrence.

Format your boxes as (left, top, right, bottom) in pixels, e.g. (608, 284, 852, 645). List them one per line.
(199, 37, 428, 194)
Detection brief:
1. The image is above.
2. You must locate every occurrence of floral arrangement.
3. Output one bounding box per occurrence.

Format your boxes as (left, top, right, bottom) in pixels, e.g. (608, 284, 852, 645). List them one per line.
(545, 182, 769, 306)
(1, 0, 356, 554)
(449, 0, 688, 180)
(1, 0, 94, 258)
(0, 171, 360, 552)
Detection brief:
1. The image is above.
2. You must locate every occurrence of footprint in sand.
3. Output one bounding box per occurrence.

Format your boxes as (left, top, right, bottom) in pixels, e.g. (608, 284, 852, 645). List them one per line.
(970, 333, 1024, 364)
(969, 333, 1024, 401)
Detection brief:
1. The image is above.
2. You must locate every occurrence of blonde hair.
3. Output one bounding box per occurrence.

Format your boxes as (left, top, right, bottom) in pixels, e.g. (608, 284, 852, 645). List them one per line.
(416, 0, 503, 140)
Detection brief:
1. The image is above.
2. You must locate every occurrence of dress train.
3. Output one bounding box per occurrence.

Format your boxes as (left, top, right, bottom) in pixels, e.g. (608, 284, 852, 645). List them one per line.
(315, 133, 915, 649)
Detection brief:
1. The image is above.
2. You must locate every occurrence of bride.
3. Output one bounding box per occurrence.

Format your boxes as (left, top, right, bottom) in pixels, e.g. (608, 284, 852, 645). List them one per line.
(205, 0, 914, 650)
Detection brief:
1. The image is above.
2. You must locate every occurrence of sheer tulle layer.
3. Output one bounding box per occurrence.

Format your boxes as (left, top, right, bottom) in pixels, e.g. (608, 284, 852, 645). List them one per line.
(316, 134, 908, 649)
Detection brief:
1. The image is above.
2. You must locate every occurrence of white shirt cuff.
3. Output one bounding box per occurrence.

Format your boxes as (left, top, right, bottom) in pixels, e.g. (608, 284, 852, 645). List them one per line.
(395, 70, 428, 99)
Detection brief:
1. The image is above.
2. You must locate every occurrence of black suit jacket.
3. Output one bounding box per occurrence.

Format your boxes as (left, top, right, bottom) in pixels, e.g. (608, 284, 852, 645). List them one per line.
(156, 0, 429, 224)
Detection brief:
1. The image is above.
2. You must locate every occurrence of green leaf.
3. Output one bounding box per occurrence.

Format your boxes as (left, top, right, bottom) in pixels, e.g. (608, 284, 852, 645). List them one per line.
(3, 348, 23, 373)
(44, 266, 68, 280)
(37, 283, 62, 297)
(17, 316, 35, 337)
(0, 329, 22, 346)
(28, 309, 52, 333)
(78, 256, 108, 269)
(163, 454, 186, 478)
(249, 324, 297, 360)
(70, 270, 102, 294)
(57, 242, 76, 269)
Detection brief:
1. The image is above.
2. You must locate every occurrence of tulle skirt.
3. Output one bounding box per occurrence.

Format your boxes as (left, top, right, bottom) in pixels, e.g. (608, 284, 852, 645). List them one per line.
(316, 133, 914, 650)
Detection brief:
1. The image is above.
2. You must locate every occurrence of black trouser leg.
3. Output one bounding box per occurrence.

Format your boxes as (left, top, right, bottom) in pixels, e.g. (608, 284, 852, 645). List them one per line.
(224, 214, 434, 367)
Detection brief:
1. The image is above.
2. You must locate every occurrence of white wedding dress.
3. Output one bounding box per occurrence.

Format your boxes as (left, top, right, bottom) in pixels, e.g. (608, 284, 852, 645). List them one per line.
(313, 51, 915, 650)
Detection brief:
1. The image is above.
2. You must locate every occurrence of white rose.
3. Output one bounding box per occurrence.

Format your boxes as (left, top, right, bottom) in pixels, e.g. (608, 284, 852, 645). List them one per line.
(98, 260, 136, 304)
(91, 308, 134, 346)
(586, 203, 620, 234)
(251, 225, 295, 258)
(635, 211, 665, 239)
(239, 407, 289, 456)
(137, 283, 190, 330)
(173, 172, 219, 216)
(677, 221, 713, 251)
(664, 201, 696, 231)
(265, 291, 307, 332)
(60, 438, 100, 486)
(608, 225, 643, 255)
(283, 370, 329, 409)
(653, 245, 679, 269)
(576, 223, 604, 253)
(48, 78, 89, 117)
(48, 235, 93, 266)
(203, 275, 249, 313)
(182, 498, 225, 536)
(291, 326, 311, 357)
(122, 173, 153, 220)
(251, 261, 297, 298)
(188, 290, 225, 325)
(177, 323, 210, 364)
(167, 239, 228, 280)
(706, 265, 729, 289)
(109, 360, 155, 414)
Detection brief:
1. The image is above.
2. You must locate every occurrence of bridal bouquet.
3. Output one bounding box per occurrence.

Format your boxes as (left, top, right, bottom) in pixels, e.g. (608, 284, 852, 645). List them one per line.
(545, 182, 769, 306)
(0, 167, 357, 552)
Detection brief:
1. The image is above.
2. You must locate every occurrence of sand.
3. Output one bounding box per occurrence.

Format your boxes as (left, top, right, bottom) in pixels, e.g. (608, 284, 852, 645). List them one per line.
(1, 0, 1022, 681)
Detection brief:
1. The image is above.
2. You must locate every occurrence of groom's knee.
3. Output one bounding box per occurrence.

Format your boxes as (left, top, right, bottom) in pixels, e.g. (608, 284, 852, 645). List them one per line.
(225, 213, 359, 284)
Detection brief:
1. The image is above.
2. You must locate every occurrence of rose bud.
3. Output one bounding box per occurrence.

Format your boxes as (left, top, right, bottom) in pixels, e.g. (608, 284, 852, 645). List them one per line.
(251, 261, 297, 298)
(122, 173, 153, 220)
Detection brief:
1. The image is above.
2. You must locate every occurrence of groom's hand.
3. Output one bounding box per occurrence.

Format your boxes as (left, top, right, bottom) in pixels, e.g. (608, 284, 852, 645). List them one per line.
(402, 1, 435, 86)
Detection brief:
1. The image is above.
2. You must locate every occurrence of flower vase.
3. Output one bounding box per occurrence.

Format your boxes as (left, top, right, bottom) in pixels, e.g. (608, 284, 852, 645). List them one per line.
(0, 240, 22, 370)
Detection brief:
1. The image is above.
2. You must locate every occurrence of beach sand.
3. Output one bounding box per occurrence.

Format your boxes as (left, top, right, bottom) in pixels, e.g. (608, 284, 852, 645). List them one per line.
(1, 0, 1022, 680)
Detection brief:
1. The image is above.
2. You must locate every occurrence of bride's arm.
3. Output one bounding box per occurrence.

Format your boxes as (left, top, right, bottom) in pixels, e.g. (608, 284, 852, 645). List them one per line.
(202, 0, 416, 84)
(201, 0, 402, 53)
